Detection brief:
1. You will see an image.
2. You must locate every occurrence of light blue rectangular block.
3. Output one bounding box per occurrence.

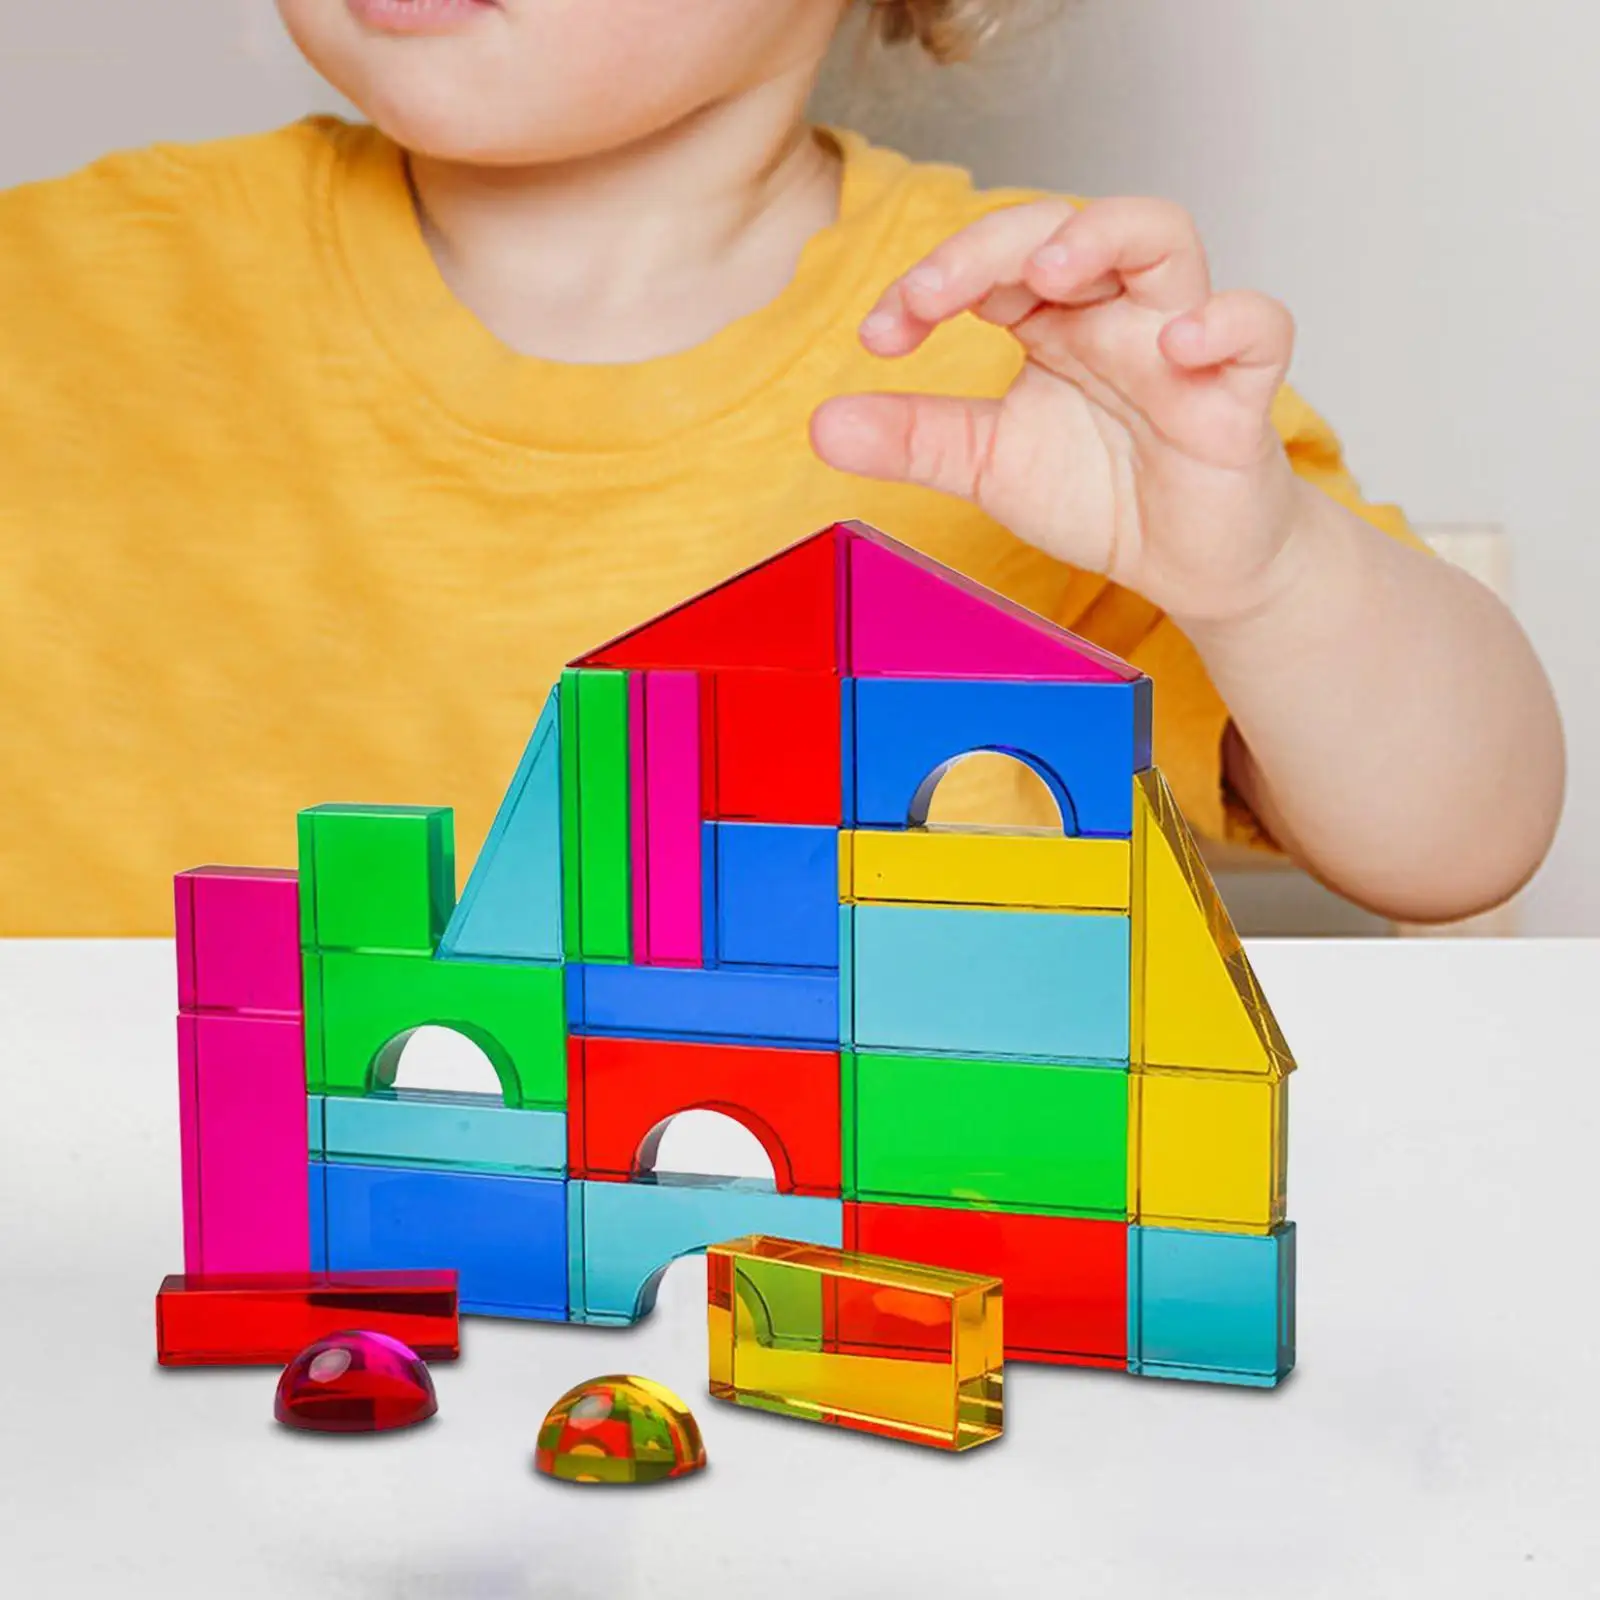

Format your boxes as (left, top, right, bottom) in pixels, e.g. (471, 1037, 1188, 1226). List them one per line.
(1128, 1222, 1296, 1387)
(568, 1175, 842, 1326)
(322, 1089, 566, 1176)
(849, 904, 1130, 1061)
(439, 687, 564, 963)
(324, 1160, 568, 1321)
(572, 962, 841, 1048)
(307, 1094, 326, 1158)
(838, 903, 854, 1046)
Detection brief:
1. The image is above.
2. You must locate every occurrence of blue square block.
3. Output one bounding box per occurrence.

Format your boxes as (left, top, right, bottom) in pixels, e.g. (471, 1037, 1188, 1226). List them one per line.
(848, 677, 1149, 836)
(848, 904, 1130, 1061)
(1128, 1222, 1296, 1387)
(323, 1160, 568, 1321)
(567, 1175, 842, 1326)
(704, 821, 839, 969)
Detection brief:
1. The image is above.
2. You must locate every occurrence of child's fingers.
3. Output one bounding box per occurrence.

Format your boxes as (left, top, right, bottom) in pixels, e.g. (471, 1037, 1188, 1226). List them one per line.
(809, 391, 1003, 504)
(1160, 290, 1296, 408)
(858, 198, 1078, 355)
(1025, 197, 1212, 317)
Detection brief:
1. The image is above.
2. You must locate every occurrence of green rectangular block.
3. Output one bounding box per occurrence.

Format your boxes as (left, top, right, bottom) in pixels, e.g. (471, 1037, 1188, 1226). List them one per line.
(304, 950, 567, 1110)
(298, 805, 456, 955)
(558, 668, 631, 962)
(846, 1051, 1129, 1219)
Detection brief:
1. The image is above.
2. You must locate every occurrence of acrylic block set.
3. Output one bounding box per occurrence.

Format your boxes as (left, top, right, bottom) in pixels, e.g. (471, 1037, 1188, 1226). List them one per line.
(168, 518, 1297, 1446)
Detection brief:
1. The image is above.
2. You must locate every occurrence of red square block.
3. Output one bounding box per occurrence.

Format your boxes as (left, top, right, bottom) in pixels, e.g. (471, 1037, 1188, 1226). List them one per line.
(156, 1270, 459, 1367)
(844, 1201, 1127, 1368)
(701, 670, 841, 826)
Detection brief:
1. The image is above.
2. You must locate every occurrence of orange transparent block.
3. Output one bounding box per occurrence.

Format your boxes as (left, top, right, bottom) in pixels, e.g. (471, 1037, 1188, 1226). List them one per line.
(706, 1235, 1003, 1452)
(534, 1375, 707, 1486)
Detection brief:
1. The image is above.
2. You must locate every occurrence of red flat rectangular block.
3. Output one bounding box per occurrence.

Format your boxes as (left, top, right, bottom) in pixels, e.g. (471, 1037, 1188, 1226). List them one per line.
(155, 1270, 460, 1367)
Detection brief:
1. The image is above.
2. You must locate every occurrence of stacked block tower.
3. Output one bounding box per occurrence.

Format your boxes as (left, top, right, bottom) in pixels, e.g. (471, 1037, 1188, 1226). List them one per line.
(175, 520, 1296, 1389)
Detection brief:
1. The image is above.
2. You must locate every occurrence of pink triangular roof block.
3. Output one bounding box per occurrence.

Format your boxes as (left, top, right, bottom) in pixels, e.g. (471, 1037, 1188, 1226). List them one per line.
(840, 521, 1141, 683)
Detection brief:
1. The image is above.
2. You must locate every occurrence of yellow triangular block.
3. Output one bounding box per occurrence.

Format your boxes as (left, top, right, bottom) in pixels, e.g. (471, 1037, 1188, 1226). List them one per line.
(1132, 769, 1294, 1079)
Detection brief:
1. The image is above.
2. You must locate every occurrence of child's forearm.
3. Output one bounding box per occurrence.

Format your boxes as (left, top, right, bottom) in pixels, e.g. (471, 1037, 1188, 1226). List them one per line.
(1179, 481, 1565, 922)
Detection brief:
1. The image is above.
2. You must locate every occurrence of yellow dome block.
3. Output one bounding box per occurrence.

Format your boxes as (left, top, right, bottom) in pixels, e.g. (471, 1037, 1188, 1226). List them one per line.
(1132, 770, 1294, 1079)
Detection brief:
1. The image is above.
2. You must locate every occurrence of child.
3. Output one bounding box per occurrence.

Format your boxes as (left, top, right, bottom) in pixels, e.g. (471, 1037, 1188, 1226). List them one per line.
(0, 0, 1563, 936)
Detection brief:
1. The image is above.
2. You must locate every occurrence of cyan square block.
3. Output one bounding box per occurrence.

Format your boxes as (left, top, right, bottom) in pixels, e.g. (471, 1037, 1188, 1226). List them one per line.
(848, 677, 1150, 835)
(1128, 1222, 1296, 1387)
(307, 1094, 326, 1158)
(568, 1175, 843, 1326)
(323, 1161, 568, 1321)
(706, 821, 840, 969)
(322, 1090, 566, 1176)
(848, 904, 1130, 1062)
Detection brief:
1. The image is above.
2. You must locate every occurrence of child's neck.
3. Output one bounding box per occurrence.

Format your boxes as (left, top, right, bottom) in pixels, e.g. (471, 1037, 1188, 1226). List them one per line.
(405, 70, 842, 365)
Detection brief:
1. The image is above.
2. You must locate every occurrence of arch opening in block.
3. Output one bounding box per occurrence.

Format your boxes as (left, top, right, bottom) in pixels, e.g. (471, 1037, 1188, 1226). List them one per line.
(371, 1023, 522, 1105)
(910, 750, 1078, 834)
(637, 1107, 783, 1187)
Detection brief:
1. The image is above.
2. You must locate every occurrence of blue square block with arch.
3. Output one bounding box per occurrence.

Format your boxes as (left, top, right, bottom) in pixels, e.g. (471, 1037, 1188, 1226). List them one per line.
(846, 677, 1151, 834)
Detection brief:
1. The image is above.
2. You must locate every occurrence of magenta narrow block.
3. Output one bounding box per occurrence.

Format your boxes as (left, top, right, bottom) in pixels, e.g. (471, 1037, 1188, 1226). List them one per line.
(629, 671, 651, 963)
(846, 531, 1135, 683)
(177, 1018, 203, 1271)
(175, 867, 302, 1015)
(643, 671, 703, 965)
(183, 1012, 310, 1274)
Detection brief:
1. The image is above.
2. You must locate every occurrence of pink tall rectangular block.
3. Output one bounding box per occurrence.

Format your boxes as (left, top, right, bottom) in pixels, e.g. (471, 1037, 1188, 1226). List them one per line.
(175, 867, 302, 1014)
(643, 670, 703, 965)
(179, 1012, 310, 1274)
(177, 1019, 203, 1269)
(844, 527, 1137, 683)
(628, 671, 651, 963)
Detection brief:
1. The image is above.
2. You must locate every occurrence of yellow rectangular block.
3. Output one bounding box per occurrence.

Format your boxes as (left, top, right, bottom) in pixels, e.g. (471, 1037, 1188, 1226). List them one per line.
(1130, 1067, 1287, 1234)
(841, 826, 1131, 911)
(706, 1235, 1004, 1452)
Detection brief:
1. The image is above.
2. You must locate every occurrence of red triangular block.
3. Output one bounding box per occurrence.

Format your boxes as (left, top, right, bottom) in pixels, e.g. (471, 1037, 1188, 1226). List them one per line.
(572, 528, 842, 673)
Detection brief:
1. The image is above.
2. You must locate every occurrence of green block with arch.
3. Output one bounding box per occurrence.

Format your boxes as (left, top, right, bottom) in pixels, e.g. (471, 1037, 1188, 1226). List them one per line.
(303, 950, 567, 1109)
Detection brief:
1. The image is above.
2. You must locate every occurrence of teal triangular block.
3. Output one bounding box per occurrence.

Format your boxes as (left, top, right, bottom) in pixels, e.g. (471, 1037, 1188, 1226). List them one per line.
(439, 687, 564, 962)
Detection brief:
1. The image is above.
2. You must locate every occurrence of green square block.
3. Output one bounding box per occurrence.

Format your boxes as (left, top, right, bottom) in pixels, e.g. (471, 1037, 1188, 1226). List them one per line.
(298, 805, 456, 954)
(558, 669, 631, 962)
(846, 1051, 1129, 1219)
(303, 950, 567, 1110)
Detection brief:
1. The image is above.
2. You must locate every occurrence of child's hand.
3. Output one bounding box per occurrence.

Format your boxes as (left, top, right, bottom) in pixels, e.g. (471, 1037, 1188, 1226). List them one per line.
(810, 197, 1305, 625)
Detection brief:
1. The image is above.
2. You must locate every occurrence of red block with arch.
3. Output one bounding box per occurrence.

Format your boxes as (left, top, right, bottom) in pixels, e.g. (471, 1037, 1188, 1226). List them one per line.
(567, 1034, 842, 1198)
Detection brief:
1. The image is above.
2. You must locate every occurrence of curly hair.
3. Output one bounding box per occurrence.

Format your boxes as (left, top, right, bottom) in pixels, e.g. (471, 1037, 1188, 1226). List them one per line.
(865, 0, 1047, 65)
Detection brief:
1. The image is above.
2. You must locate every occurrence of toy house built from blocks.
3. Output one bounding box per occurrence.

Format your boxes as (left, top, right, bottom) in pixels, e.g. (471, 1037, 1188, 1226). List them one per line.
(175, 520, 1296, 1389)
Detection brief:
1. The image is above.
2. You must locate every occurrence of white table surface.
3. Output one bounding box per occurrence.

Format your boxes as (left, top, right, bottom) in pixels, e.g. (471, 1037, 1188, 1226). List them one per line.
(2, 937, 1596, 1599)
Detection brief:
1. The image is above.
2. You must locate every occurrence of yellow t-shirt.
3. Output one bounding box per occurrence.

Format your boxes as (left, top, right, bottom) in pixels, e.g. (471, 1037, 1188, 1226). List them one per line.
(0, 118, 1418, 936)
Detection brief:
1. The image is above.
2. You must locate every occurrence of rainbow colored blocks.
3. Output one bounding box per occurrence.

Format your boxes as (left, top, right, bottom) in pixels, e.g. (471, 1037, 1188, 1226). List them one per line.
(170, 520, 1296, 1388)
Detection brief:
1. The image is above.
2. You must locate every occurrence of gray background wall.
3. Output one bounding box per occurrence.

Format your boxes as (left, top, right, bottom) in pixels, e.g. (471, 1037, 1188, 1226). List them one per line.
(4, 1, 1591, 931)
